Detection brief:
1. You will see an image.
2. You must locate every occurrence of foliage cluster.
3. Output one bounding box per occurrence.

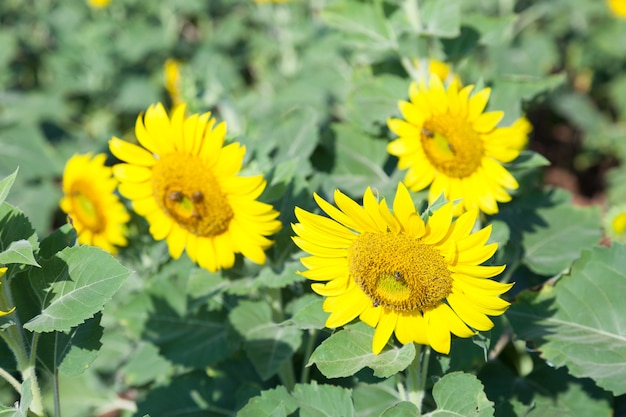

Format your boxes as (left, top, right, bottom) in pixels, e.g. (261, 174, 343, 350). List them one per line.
(1, 0, 626, 416)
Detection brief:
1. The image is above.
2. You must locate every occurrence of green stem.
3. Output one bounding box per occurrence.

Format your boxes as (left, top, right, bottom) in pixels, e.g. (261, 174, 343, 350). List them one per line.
(405, 343, 423, 409)
(266, 288, 296, 391)
(404, 344, 430, 413)
(0, 366, 22, 394)
(1, 273, 45, 416)
(52, 371, 61, 417)
(300, 329, 318, 384)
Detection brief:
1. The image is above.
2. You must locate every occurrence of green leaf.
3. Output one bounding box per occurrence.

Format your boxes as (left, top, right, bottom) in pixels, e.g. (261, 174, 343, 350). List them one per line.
(353, 382, 402, 417)
(308, 321, 416, 378)
(489, 74, 566, 124)
(420, 0, 461, 38)
(523, 201, 602, 275)
(380, 401, 419, 417)
(462, 13, 517, 45)
(321, 1, 394, 50)
(292, 382, 355, 417)
(121, 342, 173, 386)
(345, 73, 407, 135)
(229, 300, 302, 380)
(0, 168, 17, 207)
(238, 386, 298, 417)
(0, 239, 39, 266)
(0, 123, 63, 180)
(508, 243, 626, 395)
(424, 372, 494, 417)
(268, 106, 319, 167)
(508, 150, 551, 172)
(38, 224, 76, 259)
(0, 203, 38, 262)
(144, 300, 233, 368)
(322, 123, 392, 197)
(37, 313, 103, 376)
(479, 355, 612, 417)
(24, 245, 131, 332)
(287, 294, 327, 330)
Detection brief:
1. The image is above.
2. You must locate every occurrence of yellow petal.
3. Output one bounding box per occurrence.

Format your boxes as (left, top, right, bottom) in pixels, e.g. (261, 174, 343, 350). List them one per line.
(372, 308, 398, 354)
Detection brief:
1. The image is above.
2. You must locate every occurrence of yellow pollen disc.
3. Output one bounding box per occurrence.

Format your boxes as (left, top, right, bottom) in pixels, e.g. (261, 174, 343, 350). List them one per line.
(152, 153, 234, 237)
(421, 114, 484, 178)
(348, 232, 452, 312)
(71, 184, 105, 232)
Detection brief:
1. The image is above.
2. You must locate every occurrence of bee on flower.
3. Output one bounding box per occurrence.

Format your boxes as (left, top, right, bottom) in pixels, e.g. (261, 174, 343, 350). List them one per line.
(292, 183, 512, 355)
(109, 103, 282, 272)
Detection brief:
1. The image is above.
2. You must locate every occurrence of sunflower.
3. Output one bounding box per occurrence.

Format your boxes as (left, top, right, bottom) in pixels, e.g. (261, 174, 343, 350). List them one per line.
(292, 183, 512, 354)
(411, 59, 461, 86)
(605, 205, 626, 243)
(0, 267, 16, 317)
(87, 0, 111, 8)
(608, 0, 626, 18)
(164, 59, 184, 106)
(109, 103, 281, 272)
(387, 76, 530, 215)
(60, 153, 129, 254)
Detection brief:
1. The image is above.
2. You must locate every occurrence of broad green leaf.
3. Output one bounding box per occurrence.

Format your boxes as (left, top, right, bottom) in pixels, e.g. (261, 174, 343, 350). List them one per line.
(134, 371, 215, 417)
(523, 202, 602, 275)
(424, 372, 494, 417)
(121, 342, 173, 386)
(479, 355, 611, 417)
(144, 302, 233, 368)
(321, 1, 394, 50)
(0, 123, 63, 180)
(345, 73, 408, 135)
(0, 203, 38, 260)
(489, 73, 566, 124)
(0, 168, 17, 206)
(420, 0, 460, 38)
(38, 224, 76, 259)
(267, 106, 319, 167)
(380, 402, 418, 417)
(462, 13, 517, 45)
(292, 382, 355, 417)
(287, 294, 327, 330)
(229, 300, 302, 380)
(37, 314, 103, 376)
(308, 321, 416, 378)
(508, 244, 626, 395)
(321, 123, 392, 197)
(508, 150, 551, 172)
(0, 239, 39, 266)
(238, 386, 298, 417)
(24, 245, 131, 333)
(353, 382, 402, 417)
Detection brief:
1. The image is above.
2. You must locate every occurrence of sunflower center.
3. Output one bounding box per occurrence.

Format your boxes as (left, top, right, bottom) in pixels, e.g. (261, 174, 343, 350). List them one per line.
(70, 183, 105, 232)
(421, 114, 484, 178)
(152, 153, 234, 237)
(348, 232, 452, 312)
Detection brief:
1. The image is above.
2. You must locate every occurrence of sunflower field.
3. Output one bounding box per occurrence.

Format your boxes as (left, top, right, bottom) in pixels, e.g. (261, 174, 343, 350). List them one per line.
(1, 0, 626, 416)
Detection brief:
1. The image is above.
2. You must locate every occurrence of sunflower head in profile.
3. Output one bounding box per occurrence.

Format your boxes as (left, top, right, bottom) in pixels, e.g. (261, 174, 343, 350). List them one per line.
(164, 59, 184, 106)
(0, 267, 16, 317)
(60, 153, 129, 254)
(292, 183, 512, 354)
(109, 103, 281, 272)
(387, 75, 531, 215)
(605, 205, 626, 243)
(87, 0, 111, 8)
